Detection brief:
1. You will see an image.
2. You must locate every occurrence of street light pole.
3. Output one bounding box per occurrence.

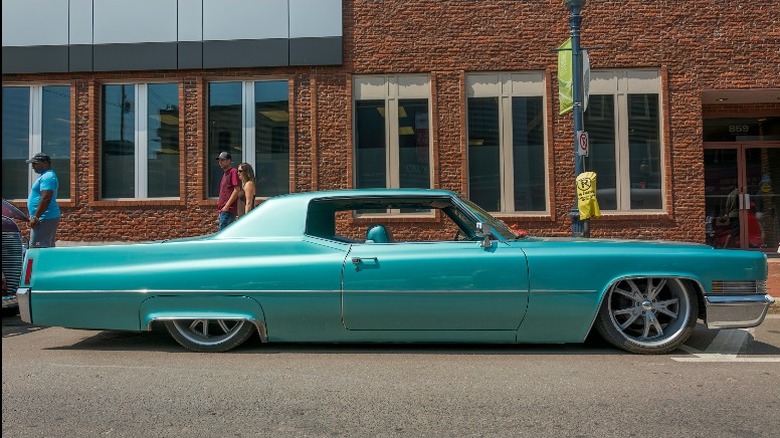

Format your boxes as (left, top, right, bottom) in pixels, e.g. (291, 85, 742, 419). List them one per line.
(566, 0, 589, 237)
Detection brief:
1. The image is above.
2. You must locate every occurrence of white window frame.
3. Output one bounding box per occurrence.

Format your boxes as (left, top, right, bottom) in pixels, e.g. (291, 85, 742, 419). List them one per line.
(353, 74, 433, 189)
(352, 75, 433, 217)
(588, 69, 664, 212)
(101, 82, 179, 200)
(466, 72, 549, 215)
(15, 85, 71, 201)
(207, 79, 289, 199)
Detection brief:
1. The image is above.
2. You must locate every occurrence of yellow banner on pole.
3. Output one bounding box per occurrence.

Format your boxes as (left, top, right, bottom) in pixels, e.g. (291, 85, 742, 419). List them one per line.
(576, 171, 601, 220)
(558, 37, 573, 115)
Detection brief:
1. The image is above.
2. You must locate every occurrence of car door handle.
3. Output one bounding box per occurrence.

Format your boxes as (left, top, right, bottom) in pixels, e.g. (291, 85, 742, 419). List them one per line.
(351, 256, 378, 270)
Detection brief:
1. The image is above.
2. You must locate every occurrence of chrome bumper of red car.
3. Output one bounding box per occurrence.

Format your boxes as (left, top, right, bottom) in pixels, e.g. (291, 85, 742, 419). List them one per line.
(2, 293, 17, 309)
(16, 288, 31, 323)
(705, 294, 775, 329)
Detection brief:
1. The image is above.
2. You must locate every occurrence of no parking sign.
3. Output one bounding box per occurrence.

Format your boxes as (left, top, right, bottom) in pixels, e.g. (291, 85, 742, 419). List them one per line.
(577, 130, 589, 156)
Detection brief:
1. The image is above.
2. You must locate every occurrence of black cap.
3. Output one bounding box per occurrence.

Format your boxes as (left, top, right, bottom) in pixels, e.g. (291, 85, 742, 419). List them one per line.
(26, 153, 51, 164)
(216, 151, 232, 161)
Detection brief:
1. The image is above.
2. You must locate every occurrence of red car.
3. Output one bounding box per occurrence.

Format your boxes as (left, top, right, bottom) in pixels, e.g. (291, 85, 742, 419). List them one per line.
(2, 199, 28, 313)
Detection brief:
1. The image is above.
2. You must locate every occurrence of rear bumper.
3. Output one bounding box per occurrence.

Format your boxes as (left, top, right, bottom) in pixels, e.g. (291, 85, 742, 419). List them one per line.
(16, 287, 31, 323)
(705, 294, 775, 329)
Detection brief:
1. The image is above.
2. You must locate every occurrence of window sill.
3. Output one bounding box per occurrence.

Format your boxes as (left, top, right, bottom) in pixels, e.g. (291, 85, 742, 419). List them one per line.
(91, 199, 184, 207)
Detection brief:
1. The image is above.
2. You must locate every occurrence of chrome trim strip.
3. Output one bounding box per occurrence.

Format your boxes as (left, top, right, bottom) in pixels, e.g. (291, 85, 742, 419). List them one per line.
(28, 289, 342, 295)
(16, 288, 31, 323)
(705, 294, 775, 329)
(30, 288, 534, 295)
(530, 289, 598, 294)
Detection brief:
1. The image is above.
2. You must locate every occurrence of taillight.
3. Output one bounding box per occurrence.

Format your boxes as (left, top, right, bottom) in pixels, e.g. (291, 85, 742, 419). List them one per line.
(24, 258, 33, 285)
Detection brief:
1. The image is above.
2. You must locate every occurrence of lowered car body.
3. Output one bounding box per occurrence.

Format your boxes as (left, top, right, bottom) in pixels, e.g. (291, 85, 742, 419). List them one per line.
(17, 189, 773, 353)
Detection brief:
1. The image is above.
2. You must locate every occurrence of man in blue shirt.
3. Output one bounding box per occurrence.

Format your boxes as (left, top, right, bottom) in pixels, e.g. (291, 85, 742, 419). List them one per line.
(26, 153, 61, 248)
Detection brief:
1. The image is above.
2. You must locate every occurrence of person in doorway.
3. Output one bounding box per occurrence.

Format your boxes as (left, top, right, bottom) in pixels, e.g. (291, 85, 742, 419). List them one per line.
(236, 163, 257, 218)
(722, 187, 740, 248)
(216, 151, 240, 230)
(26, 153, 61, 248)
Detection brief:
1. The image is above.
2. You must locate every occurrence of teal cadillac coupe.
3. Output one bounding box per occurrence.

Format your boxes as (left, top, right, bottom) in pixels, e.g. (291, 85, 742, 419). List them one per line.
(16, 189, 774, 354)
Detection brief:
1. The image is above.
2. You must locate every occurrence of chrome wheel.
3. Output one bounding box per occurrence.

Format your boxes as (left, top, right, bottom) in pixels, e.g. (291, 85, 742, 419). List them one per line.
(596, 277, 697, 354)
(165, 319, 255, 352)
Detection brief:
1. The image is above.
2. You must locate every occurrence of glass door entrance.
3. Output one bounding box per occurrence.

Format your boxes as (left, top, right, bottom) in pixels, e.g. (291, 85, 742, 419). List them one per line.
(705, 143, 780, 252)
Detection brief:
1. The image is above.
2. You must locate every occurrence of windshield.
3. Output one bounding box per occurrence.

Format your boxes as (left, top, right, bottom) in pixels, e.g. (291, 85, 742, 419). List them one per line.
(455, 194, 523, 240)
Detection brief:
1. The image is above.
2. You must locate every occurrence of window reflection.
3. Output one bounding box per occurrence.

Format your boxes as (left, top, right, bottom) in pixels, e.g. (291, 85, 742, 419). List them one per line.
(207, 82, 242, 198)
(147, 84, 179, 198)
(207, 81, 290, 198)
(42, 86, 71, 199)
(255, 81, 290, 197)
(512, 96, 545, 211)
(628, 94, 661, 209)
(102, 83, 179, 199)
(2, 87, 31, 200)
(584, 94, 617, 210)
(398, 98, 430, 189)
(102, 85, 136, 198)
(355, 99, 386, 189)
(468, 97, 501, 212)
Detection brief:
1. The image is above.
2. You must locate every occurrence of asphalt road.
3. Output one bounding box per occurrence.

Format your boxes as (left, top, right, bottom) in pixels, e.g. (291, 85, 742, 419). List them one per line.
(3, 313, 779, 438)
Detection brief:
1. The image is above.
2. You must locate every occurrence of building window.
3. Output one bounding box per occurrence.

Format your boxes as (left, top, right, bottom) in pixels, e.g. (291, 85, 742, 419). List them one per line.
(2, 85, 71, 201)
(101, 83, 180, 199)
(353, 75, 432, 190)
(207, 80, 290, 199)
(467, 73, 547, 214)
(584, 69, 663, 211)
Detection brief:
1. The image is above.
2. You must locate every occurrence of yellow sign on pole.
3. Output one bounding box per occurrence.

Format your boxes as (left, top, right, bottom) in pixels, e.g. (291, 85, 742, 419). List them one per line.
(576, 171, 601, 220)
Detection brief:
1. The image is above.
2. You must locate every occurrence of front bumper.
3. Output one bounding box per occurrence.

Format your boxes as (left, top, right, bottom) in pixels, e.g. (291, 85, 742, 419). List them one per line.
(16, 287, 31, 323)
(2, 293, 17, 309)
(705, 294, 775, 329)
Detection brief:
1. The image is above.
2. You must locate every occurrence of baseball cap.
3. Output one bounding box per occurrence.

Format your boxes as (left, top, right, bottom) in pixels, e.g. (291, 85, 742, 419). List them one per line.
(26, 152, 52, 164)
(216, 151, 232, 161)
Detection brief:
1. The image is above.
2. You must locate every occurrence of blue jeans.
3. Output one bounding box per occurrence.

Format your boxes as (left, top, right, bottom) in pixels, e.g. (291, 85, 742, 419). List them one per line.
(218, 211, 236, 230)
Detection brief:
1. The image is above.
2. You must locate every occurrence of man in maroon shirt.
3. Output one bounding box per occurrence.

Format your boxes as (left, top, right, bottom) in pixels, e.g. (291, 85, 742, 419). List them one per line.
(216, 151, 240, 230)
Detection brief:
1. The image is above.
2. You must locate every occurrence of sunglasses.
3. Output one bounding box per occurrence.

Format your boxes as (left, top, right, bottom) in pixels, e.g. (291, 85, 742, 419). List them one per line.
(238, 169, 244, 173)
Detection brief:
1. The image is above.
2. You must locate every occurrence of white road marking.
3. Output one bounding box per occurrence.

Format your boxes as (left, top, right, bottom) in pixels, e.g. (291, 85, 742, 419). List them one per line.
(673, 328, 780, 363)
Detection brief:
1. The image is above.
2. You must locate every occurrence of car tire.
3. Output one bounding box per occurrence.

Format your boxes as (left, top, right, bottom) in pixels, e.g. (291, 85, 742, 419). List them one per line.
(164, 319, 256, 352)
(595, 277, 697, 354)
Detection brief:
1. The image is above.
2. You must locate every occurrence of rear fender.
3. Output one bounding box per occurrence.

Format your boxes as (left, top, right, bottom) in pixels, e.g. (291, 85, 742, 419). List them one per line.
(140, 295, 267, 341)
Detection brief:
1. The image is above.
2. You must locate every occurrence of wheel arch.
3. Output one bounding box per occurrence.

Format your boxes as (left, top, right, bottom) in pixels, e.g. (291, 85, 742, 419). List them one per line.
(140, 294, 268, 342)
(585, 274, 706, 337)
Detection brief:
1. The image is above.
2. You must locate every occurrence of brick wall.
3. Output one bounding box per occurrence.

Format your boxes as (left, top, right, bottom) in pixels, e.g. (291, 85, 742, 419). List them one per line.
(4, 0, 780, 242)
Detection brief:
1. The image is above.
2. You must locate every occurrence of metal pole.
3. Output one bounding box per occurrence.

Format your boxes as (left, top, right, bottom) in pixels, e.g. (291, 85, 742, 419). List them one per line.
(566, 0, 589, 237)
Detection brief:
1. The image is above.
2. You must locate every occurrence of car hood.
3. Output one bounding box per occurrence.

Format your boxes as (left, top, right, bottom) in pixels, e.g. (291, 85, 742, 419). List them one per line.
(2, 199, 28, 221)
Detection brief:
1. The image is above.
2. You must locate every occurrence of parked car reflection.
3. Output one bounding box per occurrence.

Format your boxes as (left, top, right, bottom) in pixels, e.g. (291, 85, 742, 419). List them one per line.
(2, 199, 28, 313)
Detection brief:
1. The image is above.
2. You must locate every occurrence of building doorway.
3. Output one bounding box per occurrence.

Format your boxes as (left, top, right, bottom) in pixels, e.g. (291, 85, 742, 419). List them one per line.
(704, 142, 780, 252)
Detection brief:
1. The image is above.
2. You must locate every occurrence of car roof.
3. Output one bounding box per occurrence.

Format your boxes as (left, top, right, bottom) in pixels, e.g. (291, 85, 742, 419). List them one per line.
(272, 188, 458, 202)
(214, 188, 460, 240)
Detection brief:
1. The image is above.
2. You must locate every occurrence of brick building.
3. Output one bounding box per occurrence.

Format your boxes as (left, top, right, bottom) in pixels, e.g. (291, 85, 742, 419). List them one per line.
(2, 0, 779, 251)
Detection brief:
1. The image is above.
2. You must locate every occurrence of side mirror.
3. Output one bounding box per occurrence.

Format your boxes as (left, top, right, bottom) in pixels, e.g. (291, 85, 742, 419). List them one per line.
(475, 222, 493, 249)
